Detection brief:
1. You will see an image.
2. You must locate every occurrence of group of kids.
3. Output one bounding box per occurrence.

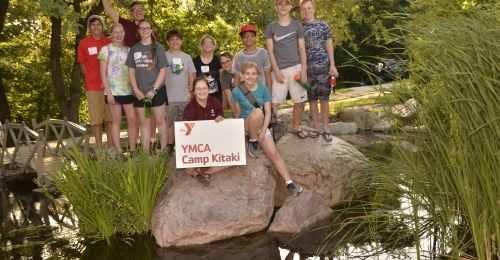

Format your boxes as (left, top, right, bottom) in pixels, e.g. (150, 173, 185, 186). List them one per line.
(77, 0, 339, 196)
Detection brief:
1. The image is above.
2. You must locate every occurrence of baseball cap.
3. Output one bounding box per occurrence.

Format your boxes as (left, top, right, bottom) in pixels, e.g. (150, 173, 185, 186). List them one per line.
(87, 15, 104, 28)
(276, 0, 291, 4)
(239, 24, 256, 36)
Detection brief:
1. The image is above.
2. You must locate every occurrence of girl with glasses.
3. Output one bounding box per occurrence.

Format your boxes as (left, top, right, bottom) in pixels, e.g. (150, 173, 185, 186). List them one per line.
(125, 19, 169, 154)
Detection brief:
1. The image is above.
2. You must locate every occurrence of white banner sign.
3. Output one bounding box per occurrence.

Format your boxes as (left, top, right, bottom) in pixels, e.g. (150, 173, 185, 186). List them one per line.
(174, 119, 246, 168)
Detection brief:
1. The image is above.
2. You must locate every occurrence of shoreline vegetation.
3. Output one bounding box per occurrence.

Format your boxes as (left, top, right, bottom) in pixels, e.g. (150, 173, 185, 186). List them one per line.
(322, 6, 500, 259)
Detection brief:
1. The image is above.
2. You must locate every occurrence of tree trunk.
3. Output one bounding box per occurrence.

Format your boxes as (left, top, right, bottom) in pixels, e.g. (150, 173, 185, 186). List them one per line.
(49, 16, 79, 122)
(0, 0, 10, 124)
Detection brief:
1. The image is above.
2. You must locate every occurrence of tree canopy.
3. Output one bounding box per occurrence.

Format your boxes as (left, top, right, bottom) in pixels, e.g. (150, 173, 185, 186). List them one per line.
(1, 0, 487, 123)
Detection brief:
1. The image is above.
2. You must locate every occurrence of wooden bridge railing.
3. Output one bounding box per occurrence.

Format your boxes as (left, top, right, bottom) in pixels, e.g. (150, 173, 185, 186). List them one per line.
(0, 117, 91, 181)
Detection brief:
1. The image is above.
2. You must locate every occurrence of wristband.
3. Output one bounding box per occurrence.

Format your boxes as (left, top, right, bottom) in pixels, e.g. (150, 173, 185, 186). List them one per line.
(150, 89, 157, 95)
(329, 55, 334, 60)
(274, 68, 280, 73)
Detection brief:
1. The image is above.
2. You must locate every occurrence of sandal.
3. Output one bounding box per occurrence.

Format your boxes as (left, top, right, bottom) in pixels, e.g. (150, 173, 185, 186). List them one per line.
(321, 132, 333, 143)
(291, 130, 308, 139)
(193, 168, 210, 186)
(308, 130, 320, 138)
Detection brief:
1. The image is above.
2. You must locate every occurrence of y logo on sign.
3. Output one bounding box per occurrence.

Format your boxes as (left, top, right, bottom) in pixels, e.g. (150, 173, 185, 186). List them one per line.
(184, 122, 195, 135)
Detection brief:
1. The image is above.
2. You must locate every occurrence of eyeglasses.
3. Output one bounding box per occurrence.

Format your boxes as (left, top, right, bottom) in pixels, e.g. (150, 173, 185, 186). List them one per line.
(221, 60, 232, 65)
(242, 34, 256, 39)
(138, 27, 152, 31)
(203, 42, 214, 46)
(131, 8, 145, 13)
(195, 87, 209, 92)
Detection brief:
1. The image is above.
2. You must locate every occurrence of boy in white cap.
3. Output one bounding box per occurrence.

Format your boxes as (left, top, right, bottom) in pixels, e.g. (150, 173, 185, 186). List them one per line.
(264, 0, 309, 139)
(232, 24, 272, 92)
(77, 15, 114, 157)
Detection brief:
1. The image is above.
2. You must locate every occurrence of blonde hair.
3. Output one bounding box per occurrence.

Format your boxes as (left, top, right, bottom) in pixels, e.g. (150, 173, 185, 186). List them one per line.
(299, 0, 314, 8)
(240, 61, 261, 75)
(199, 34, 216, 48)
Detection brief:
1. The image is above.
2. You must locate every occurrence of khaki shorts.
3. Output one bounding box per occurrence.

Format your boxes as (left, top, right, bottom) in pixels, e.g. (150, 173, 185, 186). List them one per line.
(271, 64, 308, 104)
(86, 91, 112, 125)
(166, 102, 188, 126)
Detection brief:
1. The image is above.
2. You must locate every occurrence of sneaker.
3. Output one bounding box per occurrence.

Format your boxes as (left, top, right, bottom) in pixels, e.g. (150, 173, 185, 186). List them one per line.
(129, 150, 139, 162)
(108, 147, 117, 159)
(248, 140, 260, 158)
(118, 152, 128, 162)
(100, 150, 106, 161)
(287, 182, 303, 196)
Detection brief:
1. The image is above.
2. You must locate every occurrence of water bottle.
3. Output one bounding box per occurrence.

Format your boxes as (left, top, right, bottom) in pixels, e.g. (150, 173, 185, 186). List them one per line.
(294, 74, 311, 90)
(143, 98, 152, 118)
(329, 75, 337, 94)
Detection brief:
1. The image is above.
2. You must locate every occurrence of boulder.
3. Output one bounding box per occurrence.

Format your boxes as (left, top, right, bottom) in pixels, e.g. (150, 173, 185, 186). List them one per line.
(339, 107, 384, 131)
(155, 231, 280, 260)
(268, 190, 332, 234)
(391, 98, 419, 124)
(329, 122, 358, 135)
(152, 159, 276, 247)
(263, 133, 368, 207)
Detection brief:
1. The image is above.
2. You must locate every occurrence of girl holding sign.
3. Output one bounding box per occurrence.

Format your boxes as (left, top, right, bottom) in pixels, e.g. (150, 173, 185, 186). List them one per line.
(232, 62, 303, 196)
(183, 77, 230, 185)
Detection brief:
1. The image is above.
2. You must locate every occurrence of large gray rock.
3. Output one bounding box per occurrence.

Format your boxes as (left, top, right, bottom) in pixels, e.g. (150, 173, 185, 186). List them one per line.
(268, 190, 332, 234)
(339, 107, 384, 131)
(264, 133, 368, 207)
(329, 122, 358, 135)
(152, 159, 276, 247)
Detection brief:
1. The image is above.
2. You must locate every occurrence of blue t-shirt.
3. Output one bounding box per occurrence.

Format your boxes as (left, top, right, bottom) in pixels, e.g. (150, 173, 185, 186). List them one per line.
(303, 20, 332, 68)
(231, 83, 271, 120)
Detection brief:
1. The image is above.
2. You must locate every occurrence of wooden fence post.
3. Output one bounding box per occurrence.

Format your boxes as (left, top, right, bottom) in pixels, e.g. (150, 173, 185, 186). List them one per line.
(35, 129, 45, 183)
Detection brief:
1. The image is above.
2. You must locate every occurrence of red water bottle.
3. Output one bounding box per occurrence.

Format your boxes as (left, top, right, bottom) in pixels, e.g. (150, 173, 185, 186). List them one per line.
(329, 75, 336, 93)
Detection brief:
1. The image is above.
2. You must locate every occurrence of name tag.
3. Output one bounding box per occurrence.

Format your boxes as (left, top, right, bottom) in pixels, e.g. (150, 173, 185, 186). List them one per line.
(88, 47, 98, 55)
(173, 58, 182, 65)
(201, 66, 209, 73)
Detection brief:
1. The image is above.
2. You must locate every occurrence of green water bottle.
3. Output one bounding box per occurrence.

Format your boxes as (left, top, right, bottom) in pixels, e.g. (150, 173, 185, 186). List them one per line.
(294, 74, 311, 90)
(143, 98, 151, 118)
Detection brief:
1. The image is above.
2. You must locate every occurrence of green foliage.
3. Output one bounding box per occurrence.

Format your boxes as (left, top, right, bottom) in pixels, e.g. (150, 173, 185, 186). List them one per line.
(324, 5, 500, 259)
(50, 151, 169, 241)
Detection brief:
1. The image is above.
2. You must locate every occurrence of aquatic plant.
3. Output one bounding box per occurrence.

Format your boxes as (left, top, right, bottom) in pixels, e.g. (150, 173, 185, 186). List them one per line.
(50, 150, 169, 242)
(321, 6, 500, 259)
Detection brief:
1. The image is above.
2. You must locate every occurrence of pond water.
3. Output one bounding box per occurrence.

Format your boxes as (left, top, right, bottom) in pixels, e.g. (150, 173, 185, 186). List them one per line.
(0, 132, 435, 259)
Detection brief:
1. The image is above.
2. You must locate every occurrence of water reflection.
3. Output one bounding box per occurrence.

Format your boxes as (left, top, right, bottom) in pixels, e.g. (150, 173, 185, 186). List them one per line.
(0, 133, 430, 259)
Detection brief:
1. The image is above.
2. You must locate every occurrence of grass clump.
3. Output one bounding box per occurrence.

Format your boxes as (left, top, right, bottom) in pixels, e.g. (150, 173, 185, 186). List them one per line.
(49, 151, 169, 242)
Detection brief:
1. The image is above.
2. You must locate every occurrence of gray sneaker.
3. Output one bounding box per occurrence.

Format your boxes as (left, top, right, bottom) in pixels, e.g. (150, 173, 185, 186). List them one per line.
(287, 182, 303, 196)
(248, 140, 260, 158)
(108, 147, 117, 158)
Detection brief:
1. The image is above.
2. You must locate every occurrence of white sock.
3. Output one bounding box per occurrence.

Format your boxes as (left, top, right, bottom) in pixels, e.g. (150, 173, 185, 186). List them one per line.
(249, 139, 257, 142)
(286, 180, 293, 185)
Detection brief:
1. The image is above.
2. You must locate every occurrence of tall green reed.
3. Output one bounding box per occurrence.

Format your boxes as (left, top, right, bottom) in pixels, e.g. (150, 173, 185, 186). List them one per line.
(50, 151, 169, 242)
(320, 6, 500, 259)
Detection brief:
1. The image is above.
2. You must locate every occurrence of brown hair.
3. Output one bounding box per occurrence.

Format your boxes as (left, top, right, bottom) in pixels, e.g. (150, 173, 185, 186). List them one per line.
(191, 77, 210, 100)
(219, 51, 232, 61)
(130, 1, 144, 10)
(138, 19, 157, 58)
